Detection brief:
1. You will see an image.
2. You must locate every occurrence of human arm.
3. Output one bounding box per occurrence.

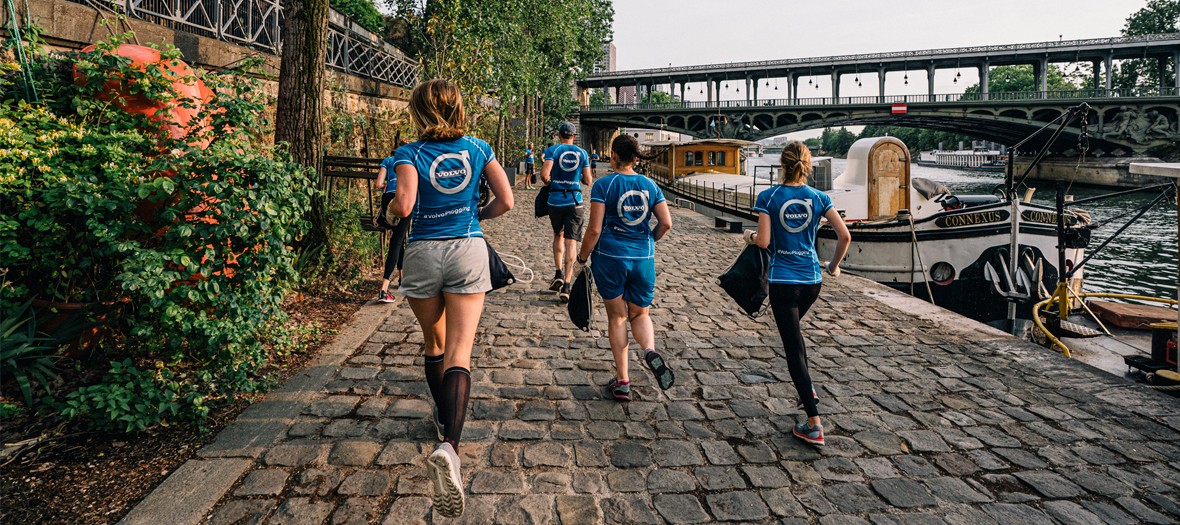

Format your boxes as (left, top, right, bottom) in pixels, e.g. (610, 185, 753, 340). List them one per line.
(581, 166, 592, 186)
(539, 160, 554, 185)
(824, 207, 852, 274)
(478, 159, 515, 221)
(576, 201, 605, 263)
(651, 201, 672, 241)
(373, 166, 388, 227)
(752, 212, 772, 249)
(391, 164, 418, 217)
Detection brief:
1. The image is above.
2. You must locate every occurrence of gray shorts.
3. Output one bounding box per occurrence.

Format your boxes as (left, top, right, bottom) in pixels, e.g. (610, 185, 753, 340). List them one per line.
(399, 237, 491, 298)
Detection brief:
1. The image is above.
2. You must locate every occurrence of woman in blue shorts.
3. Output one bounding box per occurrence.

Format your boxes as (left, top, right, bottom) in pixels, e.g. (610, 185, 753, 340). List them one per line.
(575, 134, 675, 401)
(389, 79, 514, 517)
(747, 140, 850, 447)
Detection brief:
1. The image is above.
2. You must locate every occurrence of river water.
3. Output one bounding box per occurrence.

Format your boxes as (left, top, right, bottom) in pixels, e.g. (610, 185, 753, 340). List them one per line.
(746, 154, 1179, 301)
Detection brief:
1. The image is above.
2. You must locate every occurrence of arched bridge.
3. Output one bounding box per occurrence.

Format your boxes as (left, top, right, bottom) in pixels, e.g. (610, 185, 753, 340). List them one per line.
(577, 34, 1180, 155)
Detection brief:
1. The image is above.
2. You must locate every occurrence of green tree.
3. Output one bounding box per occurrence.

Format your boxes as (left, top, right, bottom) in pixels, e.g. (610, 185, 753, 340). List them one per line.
(821, 127, 858, 156)
(1113, 0, 1179, 90)
(385, 0, 613, 135)
(641, 90, 678, 104)
(962, 64, 1077, 95)
(589, 89, 608, 106)
(331, 0, 385, 33)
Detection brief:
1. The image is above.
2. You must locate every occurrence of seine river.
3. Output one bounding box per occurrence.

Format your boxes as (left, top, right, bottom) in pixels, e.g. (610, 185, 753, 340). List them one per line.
(746, 154, 1178, 301)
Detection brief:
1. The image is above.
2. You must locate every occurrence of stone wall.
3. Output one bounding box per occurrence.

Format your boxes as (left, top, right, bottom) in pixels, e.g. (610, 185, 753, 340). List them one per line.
(1015, 156, 1170, 188)
(1, 0, 410, 117)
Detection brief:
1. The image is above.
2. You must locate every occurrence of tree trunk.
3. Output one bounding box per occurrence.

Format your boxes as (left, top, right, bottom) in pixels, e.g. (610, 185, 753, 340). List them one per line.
(275, 0, 330, 252)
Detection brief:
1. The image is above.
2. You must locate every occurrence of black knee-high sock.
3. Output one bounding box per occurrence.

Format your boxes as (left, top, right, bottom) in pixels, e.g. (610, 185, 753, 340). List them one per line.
(425, 355, 446, 416)
(441, 366, 471, 450)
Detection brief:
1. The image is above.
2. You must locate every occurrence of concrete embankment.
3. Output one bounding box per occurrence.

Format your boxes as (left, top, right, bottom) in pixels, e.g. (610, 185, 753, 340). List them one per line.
(122, 189, 1180, 524)
(1016, 156, 1171, 188)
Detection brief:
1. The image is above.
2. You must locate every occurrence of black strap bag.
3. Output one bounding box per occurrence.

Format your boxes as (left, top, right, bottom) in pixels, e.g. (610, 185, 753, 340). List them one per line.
(534, 184, 551, 218)
(717, 244, 771, 318)
(567, 266, 594, 331)
(486, 239, 516, 291)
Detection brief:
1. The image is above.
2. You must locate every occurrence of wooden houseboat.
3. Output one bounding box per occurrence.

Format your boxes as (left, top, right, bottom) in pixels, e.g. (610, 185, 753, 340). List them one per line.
(642, 139, 758, 184)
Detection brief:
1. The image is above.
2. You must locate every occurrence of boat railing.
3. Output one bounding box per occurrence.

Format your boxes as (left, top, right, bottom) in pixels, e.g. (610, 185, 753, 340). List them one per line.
(1033, 293, 1178, 358)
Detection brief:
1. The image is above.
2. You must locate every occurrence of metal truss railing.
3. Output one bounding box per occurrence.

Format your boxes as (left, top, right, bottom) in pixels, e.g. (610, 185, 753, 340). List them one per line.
(70, 0, 418, 88)
(582, 88, 1180, 112)
(586, 33, 1180, 82)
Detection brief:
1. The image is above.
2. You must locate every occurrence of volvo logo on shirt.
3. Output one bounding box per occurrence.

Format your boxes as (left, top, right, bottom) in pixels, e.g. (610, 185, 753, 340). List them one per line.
(428, 150, 473, 195)
(617, 189, 650, 226)
(558, 150, 581, 172)
(779, 198, 814, 233)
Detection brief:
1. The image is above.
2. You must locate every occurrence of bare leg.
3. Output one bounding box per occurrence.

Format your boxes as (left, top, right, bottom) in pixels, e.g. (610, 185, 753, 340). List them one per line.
(562, 238, 578, 280)
(627, 302, 654, 351)
(603, 296, 630, 381)
(439, 292, 485, 370)
(552, 233, 565, 273)
(408, 296, 446, 358)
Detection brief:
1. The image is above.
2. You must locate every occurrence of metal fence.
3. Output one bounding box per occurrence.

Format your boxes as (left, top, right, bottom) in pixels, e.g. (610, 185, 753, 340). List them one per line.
(70, 0, 418, 88)
(583, 87, 1180, 112)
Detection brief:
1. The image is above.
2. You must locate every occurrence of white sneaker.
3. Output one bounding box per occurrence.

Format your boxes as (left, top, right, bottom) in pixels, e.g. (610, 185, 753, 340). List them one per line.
(427, 442, 465, 517)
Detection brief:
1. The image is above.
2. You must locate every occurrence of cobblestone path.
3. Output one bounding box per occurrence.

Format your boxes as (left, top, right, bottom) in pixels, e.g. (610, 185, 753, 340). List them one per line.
(124, 189, 1180, 525)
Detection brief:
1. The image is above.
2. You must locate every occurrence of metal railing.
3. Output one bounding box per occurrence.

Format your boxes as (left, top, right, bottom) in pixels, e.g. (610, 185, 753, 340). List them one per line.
(69, 0, 419, 88)
(667, 177, 759, 218)
(582, 87, 1180, 112)
(586, 33, 1180, 81)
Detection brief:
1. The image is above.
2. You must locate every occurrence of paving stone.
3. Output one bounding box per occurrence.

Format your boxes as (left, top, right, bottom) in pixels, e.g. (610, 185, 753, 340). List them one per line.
(1115, 496, 1173, 524)
(268, 497, 335, 525)
(530, 472, 571, 493)
(522, 442, 570, 467)
(706, 491, 771, 521)
(924, 476, 992, 504)
(853, 431, 906, 455)
(1013, 470, 1085, 498)
(646, 468, 696, 493)
(700, 440, 741, 465)
(982, 503, 1052, 524)
(654, 494, 711, 524)
(294, 468, 346, 497)
(328, 441, 382, 466)
(796, 485, 838, 515)
(825, 483, 888, 513)
(208, 499, 276, 525)
(814, 457, 864, 482)
(265, 444, 326, 467)
(574, 442, 609, 468)
(375, 442, 419, 466)
(606, 470, 647, 492)
(870, 478, 936, 508)
(610, 442, 653, 468)
(495, 494, 555, 525)
(964, 426, 1023, 448)
(499, 420, 548, 440)
(762, 487, 807, 517)
(652, 440, 705, 467)
(601, 495, 661, 525)
(855, 457, 901, 479)
(469, 471, 525, 494)
(304, 396, 360, 418)
(695, 465, 747, 490)
(381, 496, 431, 525)
(898, 430, 951, 453)
(235, 469, 290, 497)
(337, 471, 390, 496)
(1042, 500, 1106, 525)
(736, 440, 777, 463)
(556, 495, 600, 525)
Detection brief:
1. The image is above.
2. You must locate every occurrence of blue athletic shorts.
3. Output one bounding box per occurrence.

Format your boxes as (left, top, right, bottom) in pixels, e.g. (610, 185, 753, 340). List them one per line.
(590, 254, 656, 307)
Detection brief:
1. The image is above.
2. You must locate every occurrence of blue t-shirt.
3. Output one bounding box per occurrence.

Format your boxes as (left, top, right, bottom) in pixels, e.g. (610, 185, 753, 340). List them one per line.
(393, 136, 496, 242)
(753, 184, 834, 284)
(380, 156, 397, 193)
(590, 173, 666, 259)
(525, 148, 534, 165)
(544, 144, 590, 207)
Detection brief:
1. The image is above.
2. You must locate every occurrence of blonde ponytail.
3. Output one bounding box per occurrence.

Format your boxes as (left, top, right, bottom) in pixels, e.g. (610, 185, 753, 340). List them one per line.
(778, 140, 812, 185)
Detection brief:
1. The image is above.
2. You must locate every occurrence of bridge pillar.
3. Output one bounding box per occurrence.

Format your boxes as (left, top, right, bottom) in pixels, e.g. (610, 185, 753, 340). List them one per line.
(980, 61, 990, 101)
(680, 82, 686, 101)
(746, 77, 752, 103)
(831, 71, 840, 100)
(1035, 58, 1048, 98)
(1103, 54, 1113, 91)
(752, 79, 758, 103)
(1175, 52, 1180, 90)
(927, 64, 936, 102)
(707, 80, 713, 103)
(788, 73, 796, 103)
(1158, 57, 1169, 91)
(877, 67, 886, 103)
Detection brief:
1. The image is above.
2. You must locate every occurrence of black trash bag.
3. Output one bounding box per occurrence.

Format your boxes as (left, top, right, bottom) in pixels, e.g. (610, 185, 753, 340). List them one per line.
(486, 239, 516, 291)
(567, 266, 594, 331)
(534, 184, 551, 218)
(376, 191, 400, 229)
(717, 244, 770, 318)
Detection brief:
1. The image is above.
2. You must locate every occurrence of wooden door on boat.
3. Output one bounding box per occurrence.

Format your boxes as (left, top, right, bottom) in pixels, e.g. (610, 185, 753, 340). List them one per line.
(867, 139, 910, 218)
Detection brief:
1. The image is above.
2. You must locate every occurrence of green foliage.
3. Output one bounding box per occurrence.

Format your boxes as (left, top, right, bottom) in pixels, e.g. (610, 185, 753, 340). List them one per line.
(59, 359, 207, 432)
(1114, 0, 1179, 90)
(0, 402, 24, 419)
(0, 301, 62, 406)
(857, 125, 980, 153)
(588, 89, 607, 106)
(387, 0, 614, 132)
(0, 33, 312, 431)
(332, 0, 386, 34)
(641, 90, 678, 105)
(962, 65, 1076, 95)
(819, 127, 858, 156)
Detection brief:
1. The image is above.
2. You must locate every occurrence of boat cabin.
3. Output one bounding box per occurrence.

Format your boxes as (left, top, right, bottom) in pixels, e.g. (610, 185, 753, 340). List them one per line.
(643, 138, 757, 184)
(829, 136, 913, 220)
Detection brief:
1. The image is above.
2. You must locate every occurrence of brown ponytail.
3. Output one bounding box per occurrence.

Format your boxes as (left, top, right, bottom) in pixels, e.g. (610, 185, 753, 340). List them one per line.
(408, 79, 466, 142)
(610, 134, 660, 165)
(779, 140, 812, 185)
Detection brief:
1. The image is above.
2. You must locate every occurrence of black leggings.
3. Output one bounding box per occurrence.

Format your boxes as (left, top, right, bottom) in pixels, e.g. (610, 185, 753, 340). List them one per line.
(769, 282, 822, 418)
(381, 192, 412, 281)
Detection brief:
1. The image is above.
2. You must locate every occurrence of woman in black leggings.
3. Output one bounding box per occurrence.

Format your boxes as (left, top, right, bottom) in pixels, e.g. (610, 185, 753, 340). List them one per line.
(746, 140, 850, 446)
(376, 148, 412, 303)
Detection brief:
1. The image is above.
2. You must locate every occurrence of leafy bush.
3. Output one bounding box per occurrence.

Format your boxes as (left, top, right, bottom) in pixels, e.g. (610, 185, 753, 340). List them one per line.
(332, 0, 386, 34)
(0, 301, 63, 406)
(0, 33, 312, 430)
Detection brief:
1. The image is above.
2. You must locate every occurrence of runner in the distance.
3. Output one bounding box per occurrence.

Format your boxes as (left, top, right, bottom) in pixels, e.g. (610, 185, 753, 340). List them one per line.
(523, 142, 536, 189)
(539, 121, 592, 302)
